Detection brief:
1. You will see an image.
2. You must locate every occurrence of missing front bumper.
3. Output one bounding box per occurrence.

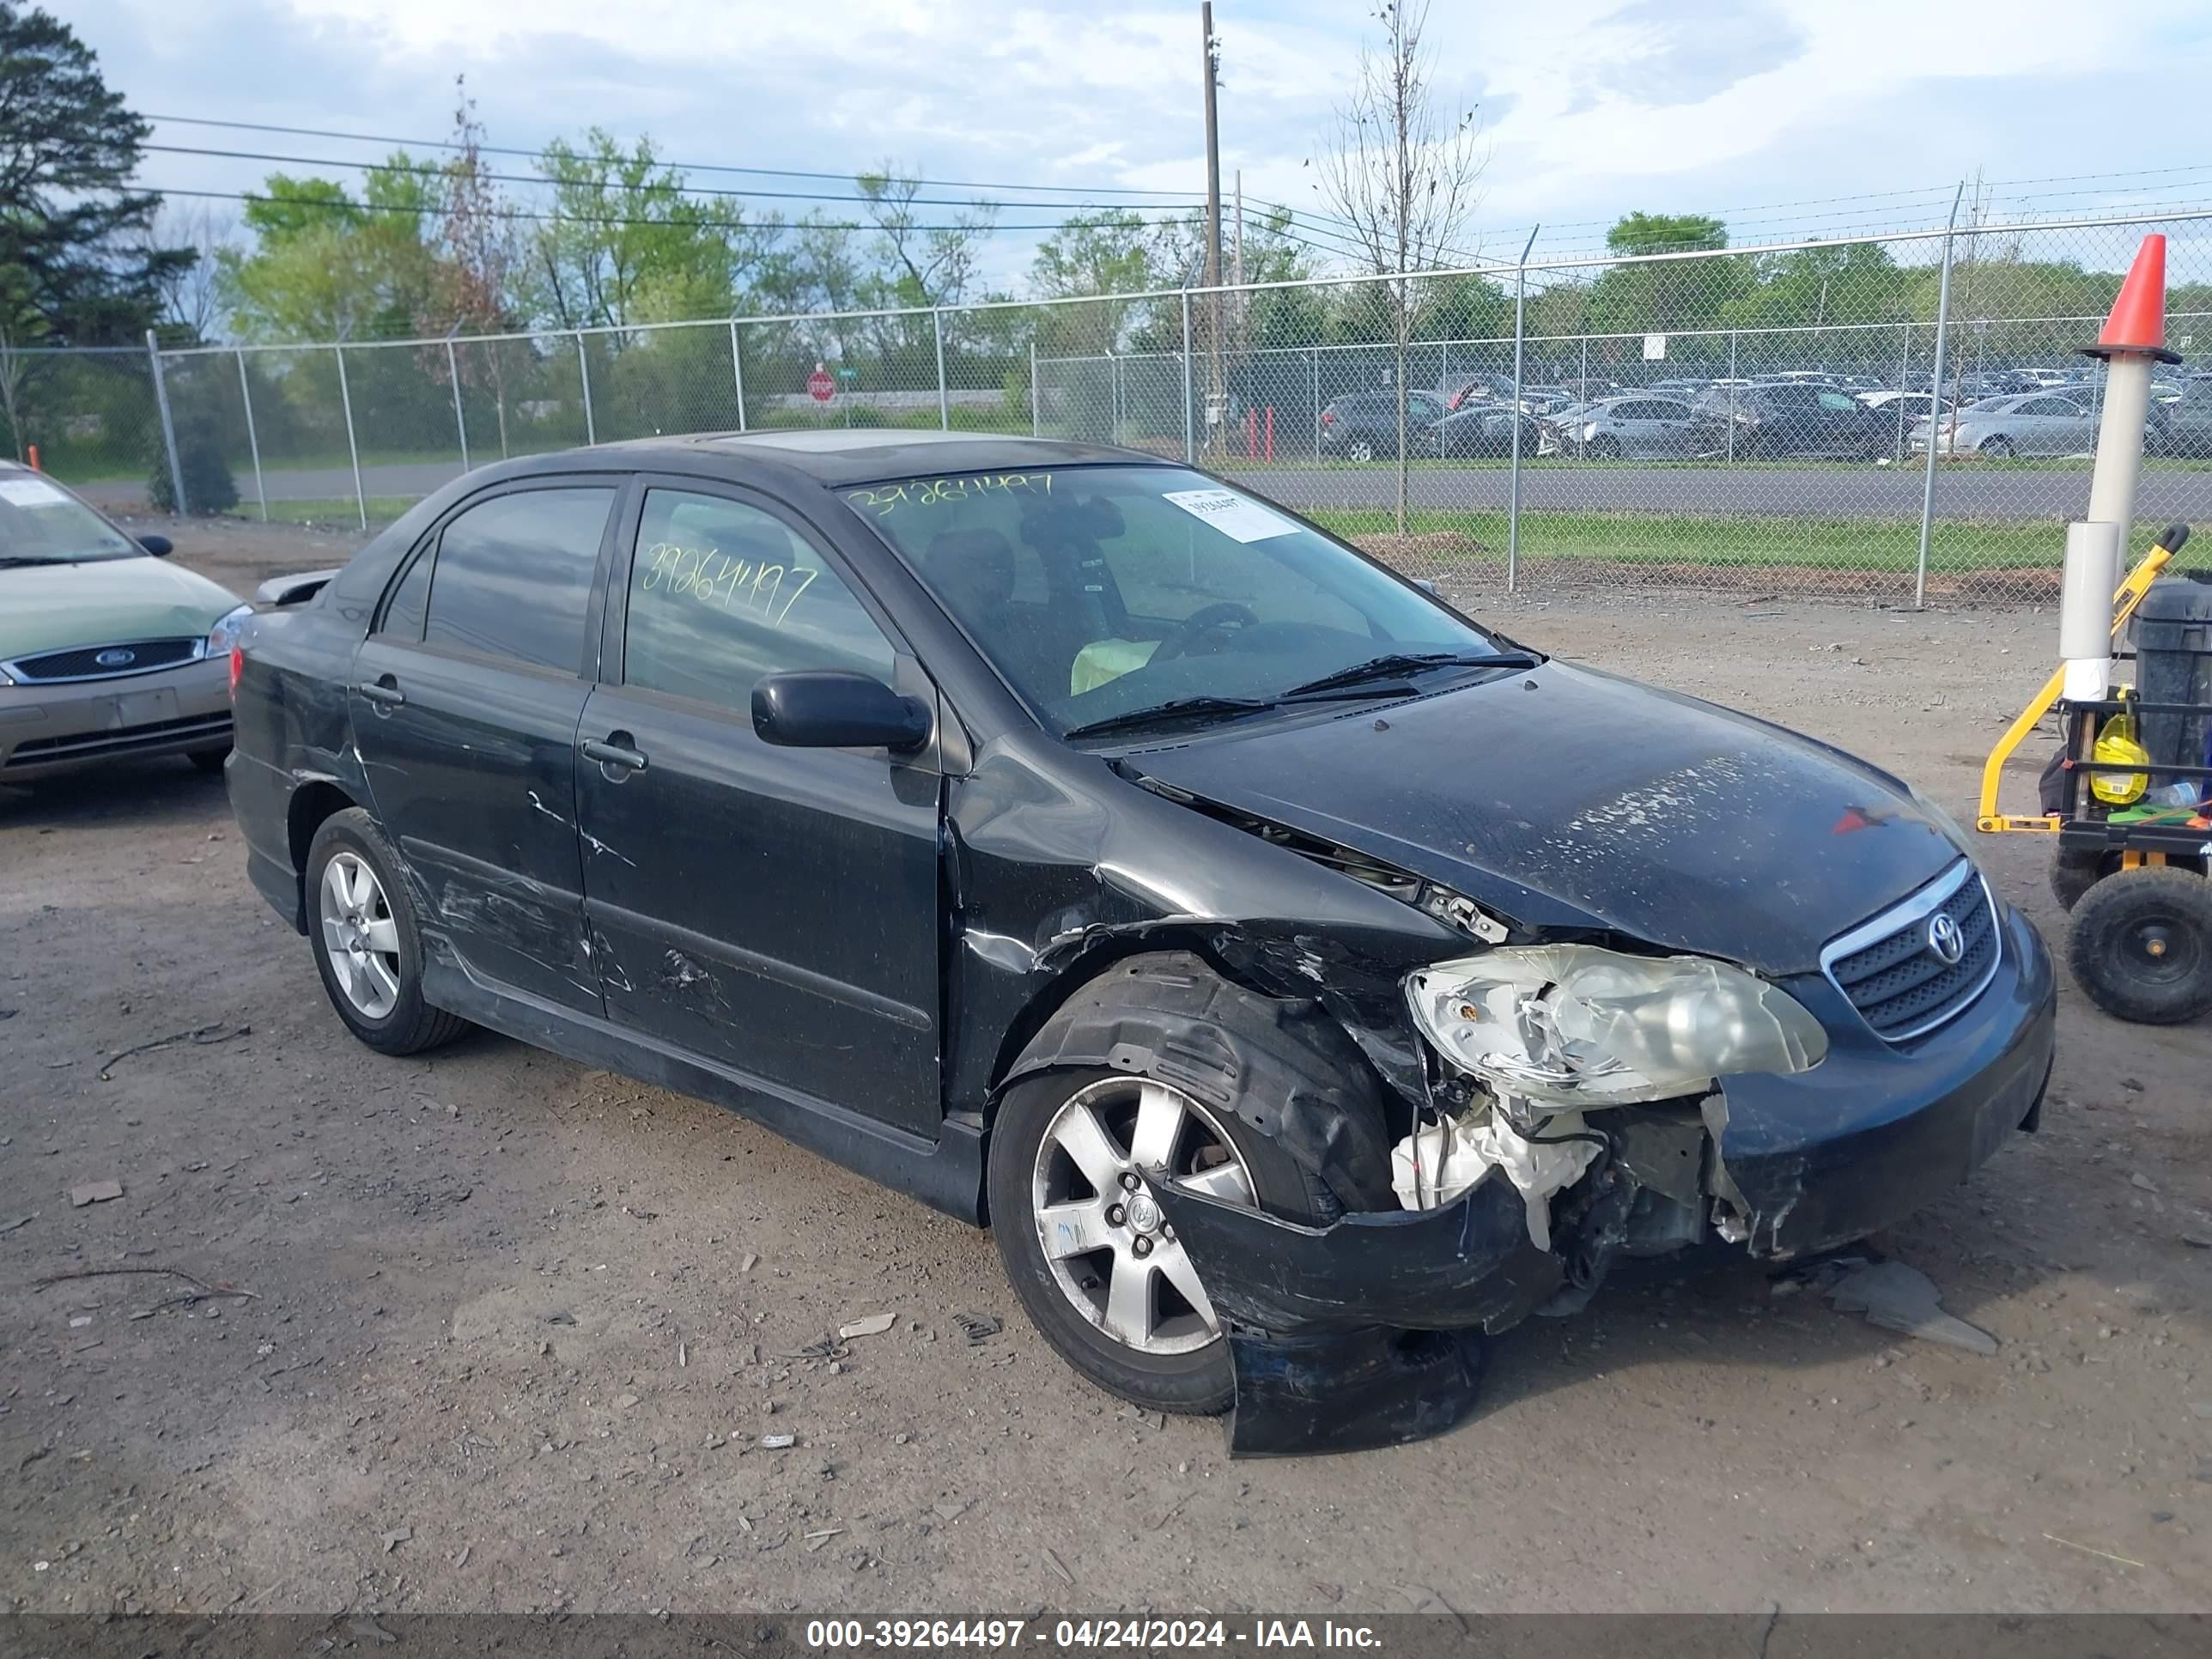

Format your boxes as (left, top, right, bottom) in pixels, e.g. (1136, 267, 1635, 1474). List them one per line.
(1150, 1174, 1559, 1456)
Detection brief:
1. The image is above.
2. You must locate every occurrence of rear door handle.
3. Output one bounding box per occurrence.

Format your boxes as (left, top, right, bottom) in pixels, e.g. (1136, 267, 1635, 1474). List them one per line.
(581, 736, 648, 774)
(357, 678, 404, 708)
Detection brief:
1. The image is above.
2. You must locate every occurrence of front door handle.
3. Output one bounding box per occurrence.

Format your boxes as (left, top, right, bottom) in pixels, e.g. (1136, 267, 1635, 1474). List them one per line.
(582, 735, 648, 774)
(358, 677, 404, 708)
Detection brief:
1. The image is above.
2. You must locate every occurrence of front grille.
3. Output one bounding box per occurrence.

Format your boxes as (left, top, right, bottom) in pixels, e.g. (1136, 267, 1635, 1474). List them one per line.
(1822, 861, 2000, 1042)
(4, 711, 231, 768)
(4, 638, 202, 683)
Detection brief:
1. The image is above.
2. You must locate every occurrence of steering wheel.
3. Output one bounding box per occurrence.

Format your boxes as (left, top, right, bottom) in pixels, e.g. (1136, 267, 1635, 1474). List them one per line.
(1150, 601, 1261, 662)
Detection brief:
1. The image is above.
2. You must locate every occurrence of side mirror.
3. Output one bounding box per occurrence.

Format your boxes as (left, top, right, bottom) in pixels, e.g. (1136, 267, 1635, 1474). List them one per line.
(138, 534, 173, 556)
(1413, 577, 1439, 595)
(752, 670, 931, 753)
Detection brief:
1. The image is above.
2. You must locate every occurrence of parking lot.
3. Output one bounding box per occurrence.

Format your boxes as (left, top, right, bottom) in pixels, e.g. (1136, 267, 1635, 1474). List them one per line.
(3, 514, 2209, 1616)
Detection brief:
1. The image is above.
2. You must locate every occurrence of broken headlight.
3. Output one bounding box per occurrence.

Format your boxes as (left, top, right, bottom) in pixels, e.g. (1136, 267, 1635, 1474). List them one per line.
(1405, 945, 1827, 1107)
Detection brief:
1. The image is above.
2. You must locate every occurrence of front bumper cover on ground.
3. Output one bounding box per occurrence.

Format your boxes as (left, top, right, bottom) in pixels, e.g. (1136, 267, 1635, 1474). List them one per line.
(1154, 903, 2058, 1458)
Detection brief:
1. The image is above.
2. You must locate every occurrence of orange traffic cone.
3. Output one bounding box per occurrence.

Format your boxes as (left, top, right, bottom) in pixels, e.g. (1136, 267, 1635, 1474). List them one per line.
(2086, 234, 2181, 363)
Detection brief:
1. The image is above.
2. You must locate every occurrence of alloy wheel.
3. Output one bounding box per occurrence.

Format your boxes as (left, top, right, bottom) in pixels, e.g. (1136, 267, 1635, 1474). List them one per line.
(320, 850, 403, 1019)
(1030, 1078, 1255, 1356)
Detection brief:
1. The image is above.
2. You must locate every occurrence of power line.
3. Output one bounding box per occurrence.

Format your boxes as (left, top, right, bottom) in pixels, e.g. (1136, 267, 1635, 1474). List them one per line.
(145, 106, 1375, 258)
(145, 183, 1207, 235)
(140, 142, 1212, 214)
(143, 112, 1210, 201)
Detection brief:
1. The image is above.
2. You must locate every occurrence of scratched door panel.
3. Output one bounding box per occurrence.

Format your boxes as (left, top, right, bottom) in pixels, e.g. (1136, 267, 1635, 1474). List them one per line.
(350, 639, 601, 1012)
(344, 482, 616, 1016)
(574, 684, 942, 1134)
(576, 481, 944, 1136)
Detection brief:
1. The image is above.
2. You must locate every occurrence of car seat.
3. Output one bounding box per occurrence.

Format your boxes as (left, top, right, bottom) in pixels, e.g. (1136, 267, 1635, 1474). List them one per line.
(918, 527, 1067, 695)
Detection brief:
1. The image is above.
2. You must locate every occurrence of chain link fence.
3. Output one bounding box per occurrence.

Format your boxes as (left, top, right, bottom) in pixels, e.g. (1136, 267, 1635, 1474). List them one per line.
(0, 345, 167, 502)
(35, 205, 2212, 609)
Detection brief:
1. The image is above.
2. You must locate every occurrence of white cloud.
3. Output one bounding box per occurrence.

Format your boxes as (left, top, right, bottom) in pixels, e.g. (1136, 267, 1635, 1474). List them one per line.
(75, 0, 2212, 283)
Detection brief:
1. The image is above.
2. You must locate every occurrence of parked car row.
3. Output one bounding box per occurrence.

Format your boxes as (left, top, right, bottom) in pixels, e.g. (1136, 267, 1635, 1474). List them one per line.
(1316, 368, 2212, 464)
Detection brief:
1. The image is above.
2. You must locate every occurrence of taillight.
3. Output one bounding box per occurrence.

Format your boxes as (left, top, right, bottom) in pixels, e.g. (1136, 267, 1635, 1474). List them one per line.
(228, 645, 243, 699)
(1321, 410, 1335, 425)
(1448, 392, 1463, 410)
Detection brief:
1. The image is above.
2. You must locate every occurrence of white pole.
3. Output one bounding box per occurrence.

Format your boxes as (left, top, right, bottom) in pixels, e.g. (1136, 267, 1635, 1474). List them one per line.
(1915, 183, 1967, 609)
(444, 337, 469, 472)
(1029, 341, 1039, 437)
(147, 330, 188, 517)
(1505, 226, 1540, 593)
(235, 349, 267, 521)
(731, 320, 748, 431)
(2087, 355, 2152, 532)
(933, 309, 950, 430)
(334, 344, 366, 531)
(1181, 291, 1195, 464)
(576, 331, 596, 446)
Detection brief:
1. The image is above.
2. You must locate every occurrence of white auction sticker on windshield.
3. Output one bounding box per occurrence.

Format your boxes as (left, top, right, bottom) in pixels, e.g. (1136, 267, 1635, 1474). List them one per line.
(1163, 488, 1298, 543)
(0, 476, 70, 507)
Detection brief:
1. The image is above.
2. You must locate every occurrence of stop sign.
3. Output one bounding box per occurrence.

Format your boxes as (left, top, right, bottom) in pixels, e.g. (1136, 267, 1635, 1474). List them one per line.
(807, 367, 836, 403)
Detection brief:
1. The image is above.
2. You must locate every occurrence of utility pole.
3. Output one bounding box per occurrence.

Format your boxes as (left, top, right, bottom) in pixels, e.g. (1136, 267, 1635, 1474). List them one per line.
(1200, 1, 1224, 453)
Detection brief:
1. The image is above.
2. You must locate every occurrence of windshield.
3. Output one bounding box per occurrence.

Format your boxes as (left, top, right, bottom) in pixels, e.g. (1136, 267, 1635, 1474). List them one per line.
(848, 465, 1516, 738)
(0, 474, 143, 564)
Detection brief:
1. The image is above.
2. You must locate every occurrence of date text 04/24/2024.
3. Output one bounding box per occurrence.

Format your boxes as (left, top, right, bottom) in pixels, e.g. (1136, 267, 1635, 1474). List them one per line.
(802, 1620, 1383, 1650)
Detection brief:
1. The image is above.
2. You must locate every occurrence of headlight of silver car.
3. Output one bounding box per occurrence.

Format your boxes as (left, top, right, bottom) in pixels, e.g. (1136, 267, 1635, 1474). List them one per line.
(1406, 945, 1827, 1107)
(202, 605, 252, 660)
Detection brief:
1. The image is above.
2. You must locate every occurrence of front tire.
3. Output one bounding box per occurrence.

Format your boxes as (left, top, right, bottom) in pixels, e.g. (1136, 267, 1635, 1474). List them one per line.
(187, 745, 229, 774)
(306, 808, 471, 1055)
(2067, 864, 2212, 1024)
(988, 1064, 1334, 1414)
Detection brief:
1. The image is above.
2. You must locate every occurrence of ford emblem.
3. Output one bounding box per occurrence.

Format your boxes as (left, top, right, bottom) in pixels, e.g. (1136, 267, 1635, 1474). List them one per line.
(94, 647, 137, 669)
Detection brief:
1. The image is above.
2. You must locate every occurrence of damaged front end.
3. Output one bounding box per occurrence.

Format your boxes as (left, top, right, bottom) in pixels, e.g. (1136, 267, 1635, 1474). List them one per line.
(1140, 859, 2055, 1459)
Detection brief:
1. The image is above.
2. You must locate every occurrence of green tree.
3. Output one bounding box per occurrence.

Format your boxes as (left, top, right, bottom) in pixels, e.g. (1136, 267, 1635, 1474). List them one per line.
(0, 2, 191, 344)
(1030, 208, 1159, 354)
(1588, 212, 1749, 344)
(218, 162, 442, 342)
(526, 131, 781, 331)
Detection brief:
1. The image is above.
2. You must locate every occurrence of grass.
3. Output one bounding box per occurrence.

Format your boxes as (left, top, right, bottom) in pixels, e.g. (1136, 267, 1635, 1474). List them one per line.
(216, 492, 2144, 584)
(1304, 507, 2133, 574)
(223, 497, 421, 527)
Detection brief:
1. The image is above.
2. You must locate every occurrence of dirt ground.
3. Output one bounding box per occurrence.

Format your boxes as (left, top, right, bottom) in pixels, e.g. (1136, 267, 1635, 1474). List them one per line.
(3, 513, 2208, 1618)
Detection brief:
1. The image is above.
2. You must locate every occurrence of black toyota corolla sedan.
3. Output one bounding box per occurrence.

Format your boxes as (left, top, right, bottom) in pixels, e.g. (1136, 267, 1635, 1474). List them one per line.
(228, 431, 2056, 1455)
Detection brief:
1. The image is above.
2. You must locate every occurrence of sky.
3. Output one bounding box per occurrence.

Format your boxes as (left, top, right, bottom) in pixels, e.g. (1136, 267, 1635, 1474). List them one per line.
(66, 0, 2212, 289)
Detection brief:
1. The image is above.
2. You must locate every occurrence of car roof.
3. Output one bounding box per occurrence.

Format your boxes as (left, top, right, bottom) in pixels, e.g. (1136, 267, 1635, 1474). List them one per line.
(478, 428, 1155, 489)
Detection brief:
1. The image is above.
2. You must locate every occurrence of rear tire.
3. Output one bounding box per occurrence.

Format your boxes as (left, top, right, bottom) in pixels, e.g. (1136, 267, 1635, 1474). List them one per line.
(187, 746, 229, 775)
(1586, 434, 1621, 461)
(2067, 865, 2212, 1024)
(1346, 438, 1376, 464)
(1979, 435, 2016, 460)
(306, 808, 471, 1055)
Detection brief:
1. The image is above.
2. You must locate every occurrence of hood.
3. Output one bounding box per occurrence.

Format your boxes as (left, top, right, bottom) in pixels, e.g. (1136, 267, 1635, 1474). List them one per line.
(1124, 661, 1963, 977)
(0, 557, 241, 659)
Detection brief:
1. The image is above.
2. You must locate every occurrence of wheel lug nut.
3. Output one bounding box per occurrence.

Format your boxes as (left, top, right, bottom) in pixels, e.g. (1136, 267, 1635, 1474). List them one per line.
(1120, 1171, 1139, 1191)
(1133, 1236, 1152, 1257)
(1106, 1205, 1126, 1226)
(1163, 1224, 1175, 1241)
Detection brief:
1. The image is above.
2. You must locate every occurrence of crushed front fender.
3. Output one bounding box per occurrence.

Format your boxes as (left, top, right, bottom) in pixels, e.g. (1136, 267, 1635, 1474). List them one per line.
(1149, 1176, 1560, 1456)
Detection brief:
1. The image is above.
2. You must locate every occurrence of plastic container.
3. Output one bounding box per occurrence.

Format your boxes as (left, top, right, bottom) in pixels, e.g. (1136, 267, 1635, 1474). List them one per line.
(2130, 569, 2212, 792)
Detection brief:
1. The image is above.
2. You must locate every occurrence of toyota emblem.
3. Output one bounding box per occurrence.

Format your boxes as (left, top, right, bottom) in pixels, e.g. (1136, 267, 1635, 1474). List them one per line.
(94, 647, 137, 669)
(1926, 912, 1966, 965)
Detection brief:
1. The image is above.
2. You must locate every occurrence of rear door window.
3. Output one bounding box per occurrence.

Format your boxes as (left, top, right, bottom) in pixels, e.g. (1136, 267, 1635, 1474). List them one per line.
(424, 486, 617, 672)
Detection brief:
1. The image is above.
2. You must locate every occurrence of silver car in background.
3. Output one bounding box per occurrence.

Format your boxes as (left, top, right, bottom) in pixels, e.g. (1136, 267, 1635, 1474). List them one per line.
(1909, 392, 2126, 459)
(1538, 395, 1714, 460)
